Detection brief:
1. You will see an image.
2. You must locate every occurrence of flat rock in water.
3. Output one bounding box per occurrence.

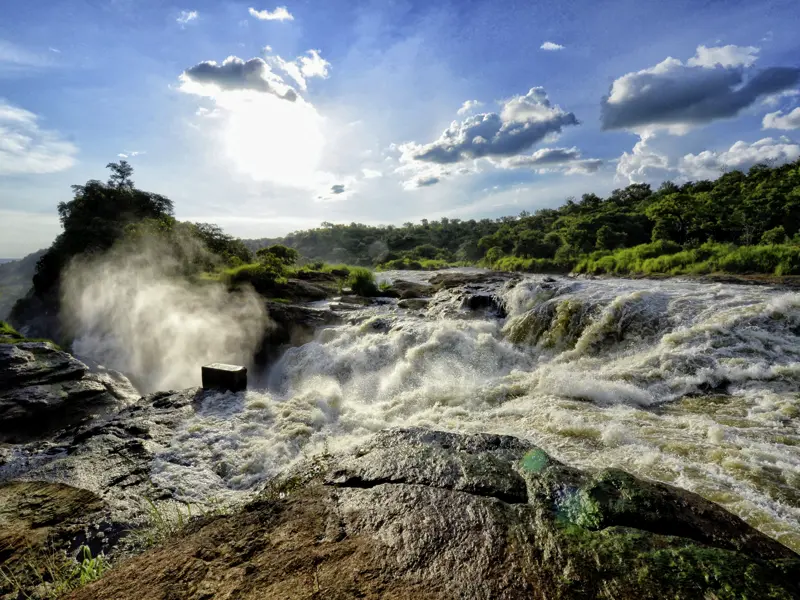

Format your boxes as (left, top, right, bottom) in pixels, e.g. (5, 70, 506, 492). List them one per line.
(67, 428, 800, 600)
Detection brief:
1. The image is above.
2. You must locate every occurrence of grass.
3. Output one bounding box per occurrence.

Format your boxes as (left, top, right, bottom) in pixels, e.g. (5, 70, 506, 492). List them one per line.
(124, 497, 229, 552)
(0, 320, 60, 348)
(345, 267, 378, 296)
(377, 257, 468, 271)
(574, 241, 800, 277)
(0, 545, 110, 599)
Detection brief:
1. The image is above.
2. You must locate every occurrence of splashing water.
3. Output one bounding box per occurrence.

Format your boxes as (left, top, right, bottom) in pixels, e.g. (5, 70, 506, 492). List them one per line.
(149, 274, 800, 551)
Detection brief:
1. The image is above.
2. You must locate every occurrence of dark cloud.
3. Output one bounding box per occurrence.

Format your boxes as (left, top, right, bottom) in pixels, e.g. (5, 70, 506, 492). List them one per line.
(415, 176, 440, 187)
(182, 56, 297, 101)
(410, 88, 579, 164)
(602, 55, 800, 131)
(330, 184, 345, 194)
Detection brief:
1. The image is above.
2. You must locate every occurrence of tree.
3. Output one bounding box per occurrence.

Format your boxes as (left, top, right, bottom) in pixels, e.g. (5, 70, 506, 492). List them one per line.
(256, 244, 299, 265)
(761, 226, 788, 245)
(595, 225, 627, 251)
(33, 162, 174, 296)
(106, 160, 134, 189)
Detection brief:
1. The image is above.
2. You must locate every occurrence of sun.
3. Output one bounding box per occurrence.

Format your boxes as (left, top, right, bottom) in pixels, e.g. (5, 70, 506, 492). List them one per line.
(215, 91, 325, 188)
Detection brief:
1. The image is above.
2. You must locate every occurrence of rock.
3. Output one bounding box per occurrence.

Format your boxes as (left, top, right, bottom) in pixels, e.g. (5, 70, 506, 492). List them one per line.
(257, 302, 341, 365)
(397, 298, 430, 310)
(388, 279, 434, 299)
(67, 428, 800, 600)
(0, 343, 137, 443)
(428, 270, 516, 291)
(0, 481, 113, 595)
(0, 342, 85, 389)
(463, 292, 506, 317)
(282, 279, 329, 301)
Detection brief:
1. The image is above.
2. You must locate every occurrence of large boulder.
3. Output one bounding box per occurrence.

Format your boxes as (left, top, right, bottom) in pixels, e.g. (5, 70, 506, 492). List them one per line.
(0, 343, 138, 443)
(256, 301, 340, 365)
(68, 428, 800, 600)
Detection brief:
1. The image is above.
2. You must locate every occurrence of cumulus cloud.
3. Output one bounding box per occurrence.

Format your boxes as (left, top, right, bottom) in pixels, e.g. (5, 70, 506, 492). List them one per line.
(602, 44, 800, 132)
(0, 100, 78, 175)
(177, 10, 198, 25)
(180, 56, 298, 101)
(248, 6, 293, 21)
(117, 150, 145, 159)
(457, 99, 483, 115)
(269, 49, 330, 90)
(499, 147, 603, 174)
(405, 87, 579, 165)
(617, 133, 800, 183)
(362, 168, 382, 178)
(330, 184, 345, 194)
(763, 107, 800, 130)
(680, 137, 800, 179)
(686, 44, 759, 68)
(540, 42, 564, 51)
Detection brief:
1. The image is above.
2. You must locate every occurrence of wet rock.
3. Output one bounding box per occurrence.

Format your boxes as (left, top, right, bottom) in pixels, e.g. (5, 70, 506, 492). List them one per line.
(397, 298, 430, 310)
(257, 301, 341, 365)
(282, 278, 329, 301)
(463, 292, 506, 318)
(0, 343, 136, 443)
(387, 279, 434, 299)
(68, 428, 800, 600)
(428, 270, 516, 291)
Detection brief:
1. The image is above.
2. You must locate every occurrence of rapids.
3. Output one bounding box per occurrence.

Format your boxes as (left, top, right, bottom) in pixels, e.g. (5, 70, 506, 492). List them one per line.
(112, 272, 800, 552)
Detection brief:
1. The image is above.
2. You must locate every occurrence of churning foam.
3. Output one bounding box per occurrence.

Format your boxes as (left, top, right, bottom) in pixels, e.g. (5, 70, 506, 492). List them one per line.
(150, 274, 800, 551)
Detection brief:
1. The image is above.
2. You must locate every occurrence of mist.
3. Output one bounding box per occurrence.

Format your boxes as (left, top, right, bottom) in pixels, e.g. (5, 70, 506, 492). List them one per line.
(60, 234, 269, 393)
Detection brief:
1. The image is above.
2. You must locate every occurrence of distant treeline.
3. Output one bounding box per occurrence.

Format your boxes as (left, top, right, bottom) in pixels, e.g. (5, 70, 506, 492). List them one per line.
(244, 158, 800, 275)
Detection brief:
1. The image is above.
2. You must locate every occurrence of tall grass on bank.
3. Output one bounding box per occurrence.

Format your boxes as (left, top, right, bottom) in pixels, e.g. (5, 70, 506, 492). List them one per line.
(573, 242, 800, 276)
(377, 257, 469, 271)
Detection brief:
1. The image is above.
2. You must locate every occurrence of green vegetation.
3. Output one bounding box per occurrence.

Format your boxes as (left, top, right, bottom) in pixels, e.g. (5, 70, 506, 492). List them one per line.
(0, 545, 110, 599)
(345, 267, 378, 296)
(12, 158, 800, 324)
(242, 158, 800, 276)
(0, 320, 59, 347)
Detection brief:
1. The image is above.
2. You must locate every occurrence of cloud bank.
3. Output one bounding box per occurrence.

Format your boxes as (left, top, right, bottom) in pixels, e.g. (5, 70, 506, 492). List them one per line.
(617, 134, 800, 183)
(602, 45, 800, 132)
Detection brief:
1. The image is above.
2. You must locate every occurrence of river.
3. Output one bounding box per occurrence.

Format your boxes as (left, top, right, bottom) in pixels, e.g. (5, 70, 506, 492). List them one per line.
(139, 271, 800, 552)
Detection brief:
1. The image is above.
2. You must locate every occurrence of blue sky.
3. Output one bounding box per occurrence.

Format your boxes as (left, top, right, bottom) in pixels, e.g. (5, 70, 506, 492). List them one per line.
(1, 0, 799, 256)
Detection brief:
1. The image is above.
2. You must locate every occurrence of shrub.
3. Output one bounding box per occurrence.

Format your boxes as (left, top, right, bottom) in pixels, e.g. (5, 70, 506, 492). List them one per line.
(761, 226, 788, 245)
(346, 267, 378, 296)
(256, 244, 299, 266)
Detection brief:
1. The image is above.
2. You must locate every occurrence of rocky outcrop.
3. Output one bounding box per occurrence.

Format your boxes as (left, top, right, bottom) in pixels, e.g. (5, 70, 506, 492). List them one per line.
(0, 343, 138, 443)
(384, 279, 435, 299)
(257, 301, 341, 365)
(68, 428, 800, 600)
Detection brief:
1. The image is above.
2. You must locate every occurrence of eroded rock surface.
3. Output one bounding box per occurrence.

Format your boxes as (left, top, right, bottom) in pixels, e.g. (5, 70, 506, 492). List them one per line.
(0, 343, 138, 443)
(68, 428, 800, 600)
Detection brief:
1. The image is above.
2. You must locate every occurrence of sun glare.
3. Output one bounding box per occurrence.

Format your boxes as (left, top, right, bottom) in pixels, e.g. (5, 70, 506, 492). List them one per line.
(215, 92, 324, 188)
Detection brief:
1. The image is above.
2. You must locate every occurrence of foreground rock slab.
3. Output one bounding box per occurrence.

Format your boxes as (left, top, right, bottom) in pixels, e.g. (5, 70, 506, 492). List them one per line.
(69, 428, 800, 600)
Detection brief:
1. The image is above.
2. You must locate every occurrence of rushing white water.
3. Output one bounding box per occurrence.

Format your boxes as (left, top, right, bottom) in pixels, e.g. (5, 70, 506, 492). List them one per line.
(150, 273, 800, 551)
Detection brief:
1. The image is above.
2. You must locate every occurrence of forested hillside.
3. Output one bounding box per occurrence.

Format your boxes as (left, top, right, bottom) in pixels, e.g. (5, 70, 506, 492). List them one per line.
(247, 159, 800, 275)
